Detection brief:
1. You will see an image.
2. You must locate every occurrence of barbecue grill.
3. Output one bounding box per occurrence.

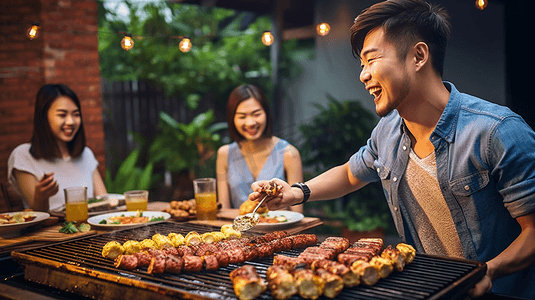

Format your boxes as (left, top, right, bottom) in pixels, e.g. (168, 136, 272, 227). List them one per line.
(11, 221, 486, 300)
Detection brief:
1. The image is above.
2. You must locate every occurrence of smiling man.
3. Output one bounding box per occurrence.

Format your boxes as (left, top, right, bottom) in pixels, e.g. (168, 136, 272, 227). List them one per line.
(248, 0, 535, 298)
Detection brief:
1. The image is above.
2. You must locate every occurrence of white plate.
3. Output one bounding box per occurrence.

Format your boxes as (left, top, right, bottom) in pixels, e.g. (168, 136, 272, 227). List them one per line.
(0, 211, 50, 238)
(245, 211, 304, 228)
(87, 211, 171, 229)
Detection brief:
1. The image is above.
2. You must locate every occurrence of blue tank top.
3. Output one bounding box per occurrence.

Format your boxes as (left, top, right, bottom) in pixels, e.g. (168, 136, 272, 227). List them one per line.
(227, 139, 289, 208)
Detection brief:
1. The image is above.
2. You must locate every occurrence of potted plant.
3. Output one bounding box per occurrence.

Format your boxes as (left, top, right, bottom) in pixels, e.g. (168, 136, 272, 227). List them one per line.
(298, 95, 394, 240)
(148, 110, 227, 200)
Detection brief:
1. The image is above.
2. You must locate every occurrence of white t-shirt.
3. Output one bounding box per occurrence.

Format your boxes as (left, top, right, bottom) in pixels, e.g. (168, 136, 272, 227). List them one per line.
(7, 143, 99, 211)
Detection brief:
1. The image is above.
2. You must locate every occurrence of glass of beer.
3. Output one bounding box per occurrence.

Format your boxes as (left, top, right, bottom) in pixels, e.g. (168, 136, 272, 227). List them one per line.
(64, 186, 88, 223)
(124, 190, 149, 211)
(193, 178, 217, 220)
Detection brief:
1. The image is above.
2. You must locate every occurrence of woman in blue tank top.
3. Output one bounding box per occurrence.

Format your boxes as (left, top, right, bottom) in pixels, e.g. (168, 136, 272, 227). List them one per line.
(216, 84, 303, 213)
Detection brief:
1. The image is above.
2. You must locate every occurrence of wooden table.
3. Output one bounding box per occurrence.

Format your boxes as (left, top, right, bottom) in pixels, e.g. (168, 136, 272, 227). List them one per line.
(188, 208, 323, 235)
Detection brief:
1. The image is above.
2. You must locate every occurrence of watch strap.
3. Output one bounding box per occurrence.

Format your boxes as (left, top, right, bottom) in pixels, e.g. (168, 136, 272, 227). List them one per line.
(291, 182, 310, 205)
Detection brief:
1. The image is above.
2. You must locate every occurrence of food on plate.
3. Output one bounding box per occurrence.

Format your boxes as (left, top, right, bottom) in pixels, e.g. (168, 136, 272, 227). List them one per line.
(230, 265, 267, 300)
(258, 214, 288, 224)
(239, 199, 269, 215)
(162, 199, 196, 219)
(0, 212, 36, 224)
(98, 211, 166, 225)
(102, 241, 125, 259)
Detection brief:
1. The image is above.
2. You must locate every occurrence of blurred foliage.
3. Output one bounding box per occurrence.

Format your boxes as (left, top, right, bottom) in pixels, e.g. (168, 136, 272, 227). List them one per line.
(104, 148, 161, 194)
(148, 110, 227, 177)
(299, 95, 395, 232)
(97, 1, 300, 109)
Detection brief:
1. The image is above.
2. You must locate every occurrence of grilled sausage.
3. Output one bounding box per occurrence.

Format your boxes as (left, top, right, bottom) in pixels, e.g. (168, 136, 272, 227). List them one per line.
(203, 254, 219, 271)
(147, 254, 166, 274)
(134, 251, 152, 268)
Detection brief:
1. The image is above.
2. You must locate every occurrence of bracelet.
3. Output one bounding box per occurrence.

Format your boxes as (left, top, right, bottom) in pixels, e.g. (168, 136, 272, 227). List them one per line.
(291, 182, 310, 205)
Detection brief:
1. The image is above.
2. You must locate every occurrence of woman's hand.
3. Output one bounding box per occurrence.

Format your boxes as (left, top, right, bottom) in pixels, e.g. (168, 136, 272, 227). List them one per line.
(34, 172, 59, 203)
(249, 178, 301, 211)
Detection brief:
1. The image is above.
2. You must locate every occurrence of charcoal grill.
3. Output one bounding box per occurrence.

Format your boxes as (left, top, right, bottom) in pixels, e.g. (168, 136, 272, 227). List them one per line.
(11, 221, 486, 300)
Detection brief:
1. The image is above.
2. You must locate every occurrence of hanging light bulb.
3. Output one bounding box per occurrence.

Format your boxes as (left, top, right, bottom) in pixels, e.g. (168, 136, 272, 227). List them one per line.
(27, 22, 40, 40)
(261, 31, 274, 46)
(475, 0, 488, 10)
(121, 34, 134, 51)
(179, 37, 192, 53)
(316, 22, 331, 36)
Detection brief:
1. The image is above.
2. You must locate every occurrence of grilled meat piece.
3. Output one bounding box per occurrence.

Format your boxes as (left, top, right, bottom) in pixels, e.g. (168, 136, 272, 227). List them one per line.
(293, 269, 324, 300)
(230, 265, 267, 300)
(114, 254, 138, 270)
(315, 268, 343, 299)
(183, 255, 203, 272)
(351, 260, 380, 286)
(273, 255, 304, 270)
(290, 234, 318, 248)
(320, 237, 350, 253)
(134, 251, 152, 268)
(266, 265, 297, 300)
(214, 249, 230, 267)
(147, 253, 166, 274)
(164, 254, 184, 274)
(337, 252, 373, 265)
(203, 254, 219, 271)
(227, 247, 247, 264)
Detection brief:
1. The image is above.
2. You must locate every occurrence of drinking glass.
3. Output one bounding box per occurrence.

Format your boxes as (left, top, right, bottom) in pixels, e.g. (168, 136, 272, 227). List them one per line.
(124, 190, 149, 211)
(193, 178, 218, 220)
(64, 186, 88, 223)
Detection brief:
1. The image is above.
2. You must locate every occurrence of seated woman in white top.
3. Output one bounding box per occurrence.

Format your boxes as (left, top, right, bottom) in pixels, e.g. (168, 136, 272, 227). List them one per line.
(7, 84, 107, 211)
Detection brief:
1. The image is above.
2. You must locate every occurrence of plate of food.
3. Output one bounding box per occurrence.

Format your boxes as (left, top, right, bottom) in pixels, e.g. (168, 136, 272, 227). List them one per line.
(0, 211, 50, 237)
(87, 211, 171, 229)
(244, 211, 304, 228)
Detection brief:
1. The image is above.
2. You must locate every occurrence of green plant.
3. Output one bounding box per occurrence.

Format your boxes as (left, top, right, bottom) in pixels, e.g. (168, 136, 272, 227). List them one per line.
(104, 149, 159, 193)
(148, 110, 227, 177)
(299, 95, 394, 232)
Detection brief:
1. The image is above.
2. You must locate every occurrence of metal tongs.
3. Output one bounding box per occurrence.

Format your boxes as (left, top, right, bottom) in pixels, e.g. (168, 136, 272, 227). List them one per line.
(232, 194, 268, 231)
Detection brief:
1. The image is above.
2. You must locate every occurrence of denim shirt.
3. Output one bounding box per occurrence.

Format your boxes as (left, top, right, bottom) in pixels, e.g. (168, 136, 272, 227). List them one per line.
(349, 82, 535, 298)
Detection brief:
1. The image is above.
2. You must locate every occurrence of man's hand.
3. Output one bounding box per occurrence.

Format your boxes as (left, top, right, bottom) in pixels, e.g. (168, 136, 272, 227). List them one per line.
(467, 273, 492, 298)
(249, 178, 300, 210)
(34, 172, 59, 203)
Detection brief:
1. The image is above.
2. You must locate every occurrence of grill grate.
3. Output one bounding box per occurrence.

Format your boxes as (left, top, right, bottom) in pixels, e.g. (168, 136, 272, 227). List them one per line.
(12, 222, 486, 300)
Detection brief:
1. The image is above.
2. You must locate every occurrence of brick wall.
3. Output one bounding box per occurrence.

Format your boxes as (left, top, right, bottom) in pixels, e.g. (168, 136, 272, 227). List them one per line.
(0, 0, 105, 193)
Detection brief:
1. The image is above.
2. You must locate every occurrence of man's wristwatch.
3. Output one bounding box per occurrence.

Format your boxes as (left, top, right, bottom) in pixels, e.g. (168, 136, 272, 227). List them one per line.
(291, 182, 310, 205)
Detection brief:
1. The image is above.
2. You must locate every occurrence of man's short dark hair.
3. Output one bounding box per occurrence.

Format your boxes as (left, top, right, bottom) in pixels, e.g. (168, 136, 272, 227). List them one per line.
(30, 84, 86, 160)
(351, 0, 451, 76)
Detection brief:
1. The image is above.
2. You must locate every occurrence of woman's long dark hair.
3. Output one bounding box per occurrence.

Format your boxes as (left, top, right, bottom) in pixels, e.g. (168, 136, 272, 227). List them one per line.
(226, 84, 273, 142)
(30, 84, 86, 159)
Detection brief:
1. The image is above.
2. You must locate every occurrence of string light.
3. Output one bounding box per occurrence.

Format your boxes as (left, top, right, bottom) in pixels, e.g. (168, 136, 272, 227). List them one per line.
(120, 33, 134, 51)
(475, 0, 488, 10)
(26, 22, 40, 40)
(179, 37, 192, 53)
(261, 31, 274, 46)
(316, 22, 331, 36)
